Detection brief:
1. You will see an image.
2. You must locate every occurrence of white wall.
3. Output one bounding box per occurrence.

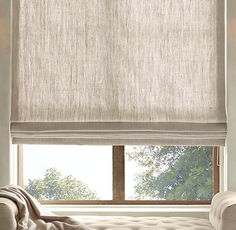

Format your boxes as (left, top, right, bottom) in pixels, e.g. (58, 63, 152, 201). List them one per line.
(226, 0, 236, 191)
(0, 0, 11, 187)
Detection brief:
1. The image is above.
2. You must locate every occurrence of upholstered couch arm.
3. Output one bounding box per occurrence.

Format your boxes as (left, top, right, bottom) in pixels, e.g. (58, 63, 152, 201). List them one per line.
(0, 198, 18, 230)
(209, 191, 236, 230)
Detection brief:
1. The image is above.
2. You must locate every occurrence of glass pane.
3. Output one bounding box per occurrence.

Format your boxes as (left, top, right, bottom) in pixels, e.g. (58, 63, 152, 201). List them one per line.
(125, 146, 214, 200)
(23, 145, 112, 200)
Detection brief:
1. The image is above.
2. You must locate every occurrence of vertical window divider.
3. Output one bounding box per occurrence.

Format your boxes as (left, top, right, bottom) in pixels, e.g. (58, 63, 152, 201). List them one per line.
(213, 146, 220, 194)
(112, 146, 125, 202)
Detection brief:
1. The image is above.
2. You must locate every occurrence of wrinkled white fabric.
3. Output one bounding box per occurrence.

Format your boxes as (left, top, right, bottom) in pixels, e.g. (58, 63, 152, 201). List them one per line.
(0, 186, 89, 230)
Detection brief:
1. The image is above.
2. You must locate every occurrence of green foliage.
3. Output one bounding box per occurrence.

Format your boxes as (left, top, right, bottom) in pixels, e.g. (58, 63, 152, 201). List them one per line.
(25, 168, 98, 200)
(126, 146, 213, 200)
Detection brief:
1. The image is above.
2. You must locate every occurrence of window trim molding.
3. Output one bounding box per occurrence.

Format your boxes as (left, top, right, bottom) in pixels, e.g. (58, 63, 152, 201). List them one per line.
(44, 204, 211, 219)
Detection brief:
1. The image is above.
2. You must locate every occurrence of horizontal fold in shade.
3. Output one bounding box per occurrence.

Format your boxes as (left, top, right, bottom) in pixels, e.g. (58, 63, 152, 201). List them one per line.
(11, 0, 226, 146)
(11, 122, 227, 146)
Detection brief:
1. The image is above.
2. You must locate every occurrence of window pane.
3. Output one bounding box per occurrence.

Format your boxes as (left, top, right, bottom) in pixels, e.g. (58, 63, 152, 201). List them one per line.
(22, 145, 112, 200)
(125, 146, 214, 200)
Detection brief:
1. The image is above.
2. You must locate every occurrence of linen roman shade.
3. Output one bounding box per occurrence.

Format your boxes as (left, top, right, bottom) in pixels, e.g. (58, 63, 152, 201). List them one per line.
(11, 0, 226, 145)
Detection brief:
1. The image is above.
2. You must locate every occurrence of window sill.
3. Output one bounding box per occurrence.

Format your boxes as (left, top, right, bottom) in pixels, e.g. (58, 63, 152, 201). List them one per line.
(46, 204, 210, 219)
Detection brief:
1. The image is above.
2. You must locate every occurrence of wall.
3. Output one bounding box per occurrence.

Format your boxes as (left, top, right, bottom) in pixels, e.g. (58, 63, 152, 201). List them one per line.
(0, 0, 11, 187)
(226, 0, 236, 191)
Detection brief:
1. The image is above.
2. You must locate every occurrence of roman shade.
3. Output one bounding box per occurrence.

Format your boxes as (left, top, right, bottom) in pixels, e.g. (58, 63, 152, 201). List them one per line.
(11, 0, 226, 145)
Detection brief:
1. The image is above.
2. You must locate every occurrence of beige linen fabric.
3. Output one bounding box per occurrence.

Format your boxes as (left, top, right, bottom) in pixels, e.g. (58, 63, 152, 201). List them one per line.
(11, 122, 226, 145)
(11, 0, 226, 144)
(0, 198, 18, 230)
(73, 216, 214, 230)
(209, 191, 236, 230)
(0, 186, 89, 230)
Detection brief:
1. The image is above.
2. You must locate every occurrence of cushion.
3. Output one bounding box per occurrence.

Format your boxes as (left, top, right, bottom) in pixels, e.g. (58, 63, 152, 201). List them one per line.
(74, 216, 213, 230)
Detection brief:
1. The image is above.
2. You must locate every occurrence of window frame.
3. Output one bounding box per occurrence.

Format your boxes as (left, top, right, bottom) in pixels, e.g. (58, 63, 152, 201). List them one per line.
(17, 145, 219, 205)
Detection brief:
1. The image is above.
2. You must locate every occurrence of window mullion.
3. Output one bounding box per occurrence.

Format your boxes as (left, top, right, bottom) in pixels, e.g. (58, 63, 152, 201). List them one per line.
(112, 146, 125, 202)
(213, 146, 220, 194)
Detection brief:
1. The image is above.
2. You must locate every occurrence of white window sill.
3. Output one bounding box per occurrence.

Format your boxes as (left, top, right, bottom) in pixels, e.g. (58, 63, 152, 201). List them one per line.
(46, 205, 210, 219)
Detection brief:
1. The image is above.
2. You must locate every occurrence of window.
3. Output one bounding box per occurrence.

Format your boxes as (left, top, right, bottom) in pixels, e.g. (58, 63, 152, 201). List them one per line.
(17, 145, 219, 204)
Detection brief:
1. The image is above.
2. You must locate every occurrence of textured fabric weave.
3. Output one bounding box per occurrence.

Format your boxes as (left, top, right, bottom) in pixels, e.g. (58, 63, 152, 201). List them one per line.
(74, 216, 214, 230)
(209, 191, 236, 230)
(0, 186, 89, 230)
(11, 122, 226, 145)
(11, 0, 226, 145)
